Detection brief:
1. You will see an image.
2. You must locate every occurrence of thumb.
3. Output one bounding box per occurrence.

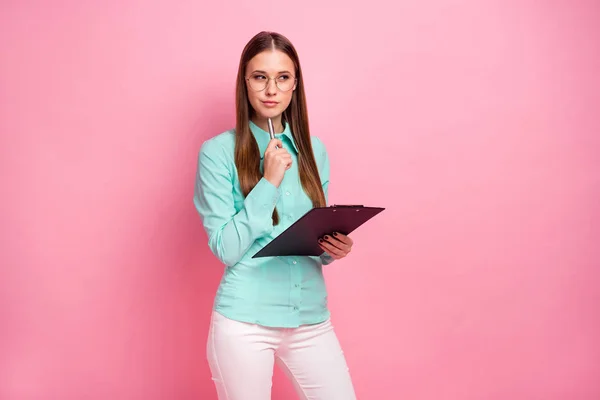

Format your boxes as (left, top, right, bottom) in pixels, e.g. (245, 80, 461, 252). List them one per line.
(266, 138, 283, 152)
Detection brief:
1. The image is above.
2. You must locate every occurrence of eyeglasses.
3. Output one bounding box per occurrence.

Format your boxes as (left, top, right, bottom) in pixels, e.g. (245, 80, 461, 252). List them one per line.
(245, 72, 296, 92)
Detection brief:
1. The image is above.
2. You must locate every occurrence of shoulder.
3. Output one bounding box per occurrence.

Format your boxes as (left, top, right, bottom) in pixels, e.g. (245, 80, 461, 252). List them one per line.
(310, 135, 329, 163)
(199, 128, 236, 162)
(311, 135, 328, 155)
(197, 129, 237, 180)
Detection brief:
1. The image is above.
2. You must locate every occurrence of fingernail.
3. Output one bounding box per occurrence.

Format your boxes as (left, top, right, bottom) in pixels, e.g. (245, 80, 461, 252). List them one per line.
(333, 232, 338, 236)
(324, 236, 329, 239)
(319, 239, 324, 243)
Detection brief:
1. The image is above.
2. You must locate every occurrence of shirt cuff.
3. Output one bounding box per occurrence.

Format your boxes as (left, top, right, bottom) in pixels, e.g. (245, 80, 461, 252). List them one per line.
(243, 177, 281, 236)
(248, 177, 281, 208)
(320, 252, 335, 265)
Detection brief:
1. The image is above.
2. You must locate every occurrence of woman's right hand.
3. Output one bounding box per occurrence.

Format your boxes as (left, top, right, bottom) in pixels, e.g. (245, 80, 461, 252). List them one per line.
(263, 138, 292, 188)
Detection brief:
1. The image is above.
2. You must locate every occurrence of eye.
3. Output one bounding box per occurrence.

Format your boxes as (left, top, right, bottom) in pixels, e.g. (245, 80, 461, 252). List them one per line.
(278, 74, 290, 81)
(252, 74, 266, 80)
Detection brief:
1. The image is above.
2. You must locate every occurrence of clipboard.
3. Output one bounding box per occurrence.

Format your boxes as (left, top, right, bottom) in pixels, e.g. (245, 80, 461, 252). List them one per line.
(252, 205, 385, 258)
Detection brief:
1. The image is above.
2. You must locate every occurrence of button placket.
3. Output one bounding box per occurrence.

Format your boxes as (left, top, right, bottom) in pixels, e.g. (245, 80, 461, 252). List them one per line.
(289, 258, 302, 316)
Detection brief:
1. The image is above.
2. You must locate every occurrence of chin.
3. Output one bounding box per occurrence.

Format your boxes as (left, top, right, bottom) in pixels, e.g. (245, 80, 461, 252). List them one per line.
(256, 106, 282, 120)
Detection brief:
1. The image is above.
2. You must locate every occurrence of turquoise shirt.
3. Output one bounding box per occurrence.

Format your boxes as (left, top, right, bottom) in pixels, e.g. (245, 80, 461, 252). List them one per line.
(193, 120, 335, 328)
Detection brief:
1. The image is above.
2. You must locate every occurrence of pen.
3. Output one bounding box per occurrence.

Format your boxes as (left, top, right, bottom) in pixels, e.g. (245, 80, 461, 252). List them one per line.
(267, 118, 278, 149)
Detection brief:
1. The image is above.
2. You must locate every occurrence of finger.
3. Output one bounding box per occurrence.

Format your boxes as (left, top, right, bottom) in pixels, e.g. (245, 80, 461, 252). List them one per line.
(273, 148, 290, 157)
(322, 234, 351, 252)
(319, 239, 348, 256)
(266, 138, 284, 152)
(277, 156, 292, 166)
(273, 149, 291, 158)
(332, 232, 353, 246)
(319, 241, 344, 258)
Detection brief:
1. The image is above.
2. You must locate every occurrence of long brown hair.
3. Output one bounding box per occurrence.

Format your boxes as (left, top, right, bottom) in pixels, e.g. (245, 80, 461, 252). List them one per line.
(234, 31, 326, 225)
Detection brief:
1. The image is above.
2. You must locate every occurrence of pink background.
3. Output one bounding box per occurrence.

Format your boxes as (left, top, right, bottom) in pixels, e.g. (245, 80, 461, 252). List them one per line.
(1, 1, 599, 399)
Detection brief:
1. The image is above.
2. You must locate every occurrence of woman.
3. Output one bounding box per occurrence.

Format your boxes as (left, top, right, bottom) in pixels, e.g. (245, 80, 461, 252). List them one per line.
(193, 31, 357, 400)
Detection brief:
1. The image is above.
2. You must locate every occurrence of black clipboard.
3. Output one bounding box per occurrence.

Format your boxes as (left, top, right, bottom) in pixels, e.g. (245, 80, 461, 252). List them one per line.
(252, 205, 385, 258)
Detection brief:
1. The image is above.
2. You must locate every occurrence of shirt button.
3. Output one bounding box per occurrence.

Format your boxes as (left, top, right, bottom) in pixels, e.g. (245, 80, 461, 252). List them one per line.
(292, 260, 297, 265)
(286, 191, 291, 196)
(295, 284, 300, 288)
(293, 306, 299, 310)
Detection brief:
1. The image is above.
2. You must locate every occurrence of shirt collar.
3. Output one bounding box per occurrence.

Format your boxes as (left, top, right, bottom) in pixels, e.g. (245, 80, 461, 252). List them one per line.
(249, 120, 299, 159)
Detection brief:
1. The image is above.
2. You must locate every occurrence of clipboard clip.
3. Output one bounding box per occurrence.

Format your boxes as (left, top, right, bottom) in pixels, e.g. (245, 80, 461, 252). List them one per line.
(331, 204, 364, 208)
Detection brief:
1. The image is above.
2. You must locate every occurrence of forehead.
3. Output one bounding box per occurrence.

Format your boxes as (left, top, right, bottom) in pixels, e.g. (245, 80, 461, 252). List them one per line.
(246, 49, 295, 73)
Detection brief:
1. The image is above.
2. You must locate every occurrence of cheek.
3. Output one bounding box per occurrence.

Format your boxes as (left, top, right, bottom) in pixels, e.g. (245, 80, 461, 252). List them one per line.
(246, 88, 261, 110)
(246, 88, 258, 104)
(280, 92, 294, 108)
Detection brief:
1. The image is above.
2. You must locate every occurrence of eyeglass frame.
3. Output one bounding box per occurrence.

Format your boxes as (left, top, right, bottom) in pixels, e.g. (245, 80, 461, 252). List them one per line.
(245, 73, 297, 92)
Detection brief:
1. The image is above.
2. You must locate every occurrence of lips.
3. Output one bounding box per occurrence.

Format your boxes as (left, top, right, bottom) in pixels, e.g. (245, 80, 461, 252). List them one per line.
(262, 100, 279, 107)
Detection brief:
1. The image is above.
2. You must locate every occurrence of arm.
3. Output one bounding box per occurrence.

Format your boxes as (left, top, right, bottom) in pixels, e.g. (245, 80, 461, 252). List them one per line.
(193, 140, 280, 266)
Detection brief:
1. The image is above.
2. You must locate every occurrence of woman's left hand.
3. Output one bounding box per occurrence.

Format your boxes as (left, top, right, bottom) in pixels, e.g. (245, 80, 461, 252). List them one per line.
(318, 232, 353, 260)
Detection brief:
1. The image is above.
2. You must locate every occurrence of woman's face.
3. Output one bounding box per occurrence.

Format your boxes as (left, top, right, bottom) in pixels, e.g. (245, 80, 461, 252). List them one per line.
(245, 49, 297, 123)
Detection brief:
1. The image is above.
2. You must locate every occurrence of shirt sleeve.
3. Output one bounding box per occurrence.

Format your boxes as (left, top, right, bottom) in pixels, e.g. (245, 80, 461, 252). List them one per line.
(193, 139, 281, 267)
(313, 137, 336, 266)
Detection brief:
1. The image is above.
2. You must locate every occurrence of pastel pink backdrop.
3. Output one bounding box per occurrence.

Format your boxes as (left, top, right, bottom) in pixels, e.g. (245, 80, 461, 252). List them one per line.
(1, 1, 599, 399)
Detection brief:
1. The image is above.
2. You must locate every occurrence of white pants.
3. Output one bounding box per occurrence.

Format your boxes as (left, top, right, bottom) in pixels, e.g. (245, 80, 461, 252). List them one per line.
(206, 311, 357, 400)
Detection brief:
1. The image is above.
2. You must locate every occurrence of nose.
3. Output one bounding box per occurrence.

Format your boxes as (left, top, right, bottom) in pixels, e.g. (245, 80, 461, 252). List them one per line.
(265, 78, 277, 95)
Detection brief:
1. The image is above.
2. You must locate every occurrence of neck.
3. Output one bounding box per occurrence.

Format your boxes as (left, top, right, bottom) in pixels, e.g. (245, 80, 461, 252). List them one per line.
(251, 114, 284, 133)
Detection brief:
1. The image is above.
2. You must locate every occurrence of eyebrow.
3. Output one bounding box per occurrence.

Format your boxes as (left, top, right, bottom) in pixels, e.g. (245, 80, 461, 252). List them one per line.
(251, 70, 293, 74)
